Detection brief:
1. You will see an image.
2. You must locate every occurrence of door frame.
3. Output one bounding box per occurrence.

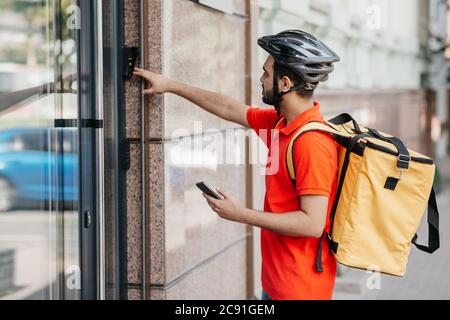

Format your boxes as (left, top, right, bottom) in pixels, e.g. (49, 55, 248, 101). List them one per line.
(77, 0, 99, 300)
(77, 0, 128, 300)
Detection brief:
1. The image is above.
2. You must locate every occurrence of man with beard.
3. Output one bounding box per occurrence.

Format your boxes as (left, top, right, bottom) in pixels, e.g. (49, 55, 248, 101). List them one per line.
(133, 30, 340, 300)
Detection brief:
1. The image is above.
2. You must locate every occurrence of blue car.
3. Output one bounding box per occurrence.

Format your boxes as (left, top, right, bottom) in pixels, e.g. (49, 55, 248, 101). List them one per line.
(0, 127, 78, 211)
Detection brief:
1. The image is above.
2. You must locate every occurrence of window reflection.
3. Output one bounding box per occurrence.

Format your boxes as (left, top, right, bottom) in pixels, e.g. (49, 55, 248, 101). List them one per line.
(0, 0, 80, 300)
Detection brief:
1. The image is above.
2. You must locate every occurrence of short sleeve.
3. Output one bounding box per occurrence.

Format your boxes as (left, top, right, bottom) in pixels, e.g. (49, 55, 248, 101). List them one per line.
(246, 107, 279, 146)
(246, 107, 279, 132)
(293, 131, 338, 196)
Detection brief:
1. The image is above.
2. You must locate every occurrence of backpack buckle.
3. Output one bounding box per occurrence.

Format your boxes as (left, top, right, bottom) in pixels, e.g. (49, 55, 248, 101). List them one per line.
(397, 154, 411, 164)
(397, 154, 411, 170)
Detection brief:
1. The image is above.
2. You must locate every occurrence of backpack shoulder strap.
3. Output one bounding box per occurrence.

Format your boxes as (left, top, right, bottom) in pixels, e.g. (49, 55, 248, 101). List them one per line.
(284, 120, 355, 273)
(412, 187, 440, 253)
(285, 121, 351, 182)
(274, 116, 286, 129)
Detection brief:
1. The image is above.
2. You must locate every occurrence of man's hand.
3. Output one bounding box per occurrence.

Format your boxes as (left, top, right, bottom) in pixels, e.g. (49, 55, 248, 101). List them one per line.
(133, 67, 172, 94)
(202, 188, 247, 223)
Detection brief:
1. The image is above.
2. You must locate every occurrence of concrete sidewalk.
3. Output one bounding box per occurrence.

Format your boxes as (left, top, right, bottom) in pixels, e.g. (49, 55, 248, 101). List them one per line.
(333, 157, 450, 300)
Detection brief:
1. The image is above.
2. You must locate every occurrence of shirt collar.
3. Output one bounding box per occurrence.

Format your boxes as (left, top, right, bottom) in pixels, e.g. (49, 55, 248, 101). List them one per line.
(279, 101, 323, 135)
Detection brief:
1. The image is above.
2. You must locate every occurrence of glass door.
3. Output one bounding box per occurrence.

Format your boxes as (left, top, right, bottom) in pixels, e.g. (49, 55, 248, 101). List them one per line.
(0, 0, 94, 299)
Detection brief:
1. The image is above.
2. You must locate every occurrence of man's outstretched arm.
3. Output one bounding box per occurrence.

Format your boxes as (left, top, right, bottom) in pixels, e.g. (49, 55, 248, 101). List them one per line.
(133, 67, 250, 127)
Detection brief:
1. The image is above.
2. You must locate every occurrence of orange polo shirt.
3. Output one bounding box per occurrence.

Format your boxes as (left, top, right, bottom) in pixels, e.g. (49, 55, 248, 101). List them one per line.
(247, 101, 338, 300)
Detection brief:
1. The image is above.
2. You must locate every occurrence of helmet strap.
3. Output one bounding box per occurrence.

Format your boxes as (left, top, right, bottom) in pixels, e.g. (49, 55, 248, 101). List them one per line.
(272, 62, 282, 117)
(272, 63, 317, 116)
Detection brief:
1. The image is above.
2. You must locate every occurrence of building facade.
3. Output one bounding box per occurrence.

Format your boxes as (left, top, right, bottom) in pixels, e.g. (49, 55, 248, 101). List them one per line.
(0, 0, 447, 300)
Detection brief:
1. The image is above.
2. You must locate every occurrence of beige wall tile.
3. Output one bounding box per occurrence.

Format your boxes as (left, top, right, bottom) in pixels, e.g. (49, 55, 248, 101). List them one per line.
(127, 144, 142, 284)
(150, 288, 166, 300)
(128, 288, 142, 300)
(148, 143, 165, 285)
(162, 0, 247, 139)
(124, 0, 142, 139)
(164, 129, 248, 282)
(165, 239, 247, 299)
(144, 0, 164, 139)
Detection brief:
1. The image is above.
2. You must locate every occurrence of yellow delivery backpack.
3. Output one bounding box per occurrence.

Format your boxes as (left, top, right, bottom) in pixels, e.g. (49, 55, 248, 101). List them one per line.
(276, 113, 440, 276)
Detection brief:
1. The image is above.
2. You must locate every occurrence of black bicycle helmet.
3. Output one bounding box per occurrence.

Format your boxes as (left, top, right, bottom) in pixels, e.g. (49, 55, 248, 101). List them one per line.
(258, 30, 340, 110)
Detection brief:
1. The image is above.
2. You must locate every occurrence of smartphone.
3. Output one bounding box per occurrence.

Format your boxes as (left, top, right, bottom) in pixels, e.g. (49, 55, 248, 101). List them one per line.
(196, 181, 222, 199)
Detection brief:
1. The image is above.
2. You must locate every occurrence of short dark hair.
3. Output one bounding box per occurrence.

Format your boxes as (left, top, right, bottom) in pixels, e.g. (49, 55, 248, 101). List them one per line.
(277, 64, 314, 98)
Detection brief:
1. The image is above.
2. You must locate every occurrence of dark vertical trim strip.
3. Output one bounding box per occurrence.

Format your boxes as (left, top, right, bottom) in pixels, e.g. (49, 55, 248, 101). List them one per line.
(101, 0, 126, 299)
(54, 0, 66, 300)
(76, 0, 83, 301)
(78, 0, 98, 300)
(139, 0, 147, 300)
(113, 0, 128, 300)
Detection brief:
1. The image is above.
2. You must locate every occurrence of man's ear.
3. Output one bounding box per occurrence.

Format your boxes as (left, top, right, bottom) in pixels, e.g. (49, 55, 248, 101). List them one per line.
(280, 76, 294, 93)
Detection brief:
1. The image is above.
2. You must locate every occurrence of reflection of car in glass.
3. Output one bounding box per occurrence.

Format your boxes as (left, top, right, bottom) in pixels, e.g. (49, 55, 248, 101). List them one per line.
(0, 127, 78, 211)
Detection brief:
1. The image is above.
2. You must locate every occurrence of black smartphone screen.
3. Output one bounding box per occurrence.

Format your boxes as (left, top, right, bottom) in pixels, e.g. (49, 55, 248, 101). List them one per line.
(196, 181, 221, 199)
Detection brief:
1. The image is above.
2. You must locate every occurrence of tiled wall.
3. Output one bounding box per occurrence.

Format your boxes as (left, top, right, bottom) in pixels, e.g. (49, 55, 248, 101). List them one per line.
(123, 0, 432, 301)
(149, 0, 252, 300)
(122, 0, 255, 300)
(123, 0, 144, 299)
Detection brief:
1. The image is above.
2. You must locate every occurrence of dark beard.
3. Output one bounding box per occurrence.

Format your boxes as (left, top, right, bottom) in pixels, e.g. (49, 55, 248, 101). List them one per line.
(262, 88, 274, 105)
(262, 88, 281, 116)
(262, 95, 273, 105)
